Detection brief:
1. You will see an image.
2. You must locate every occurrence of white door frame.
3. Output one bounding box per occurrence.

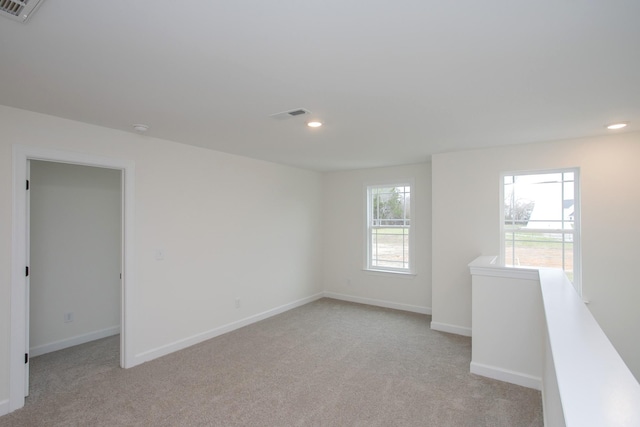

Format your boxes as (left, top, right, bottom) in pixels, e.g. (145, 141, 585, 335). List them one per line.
(10, 145, 136, 412)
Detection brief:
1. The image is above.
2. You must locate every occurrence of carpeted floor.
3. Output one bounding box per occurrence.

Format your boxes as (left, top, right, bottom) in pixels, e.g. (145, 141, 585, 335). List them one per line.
(0, 298, 543, 426)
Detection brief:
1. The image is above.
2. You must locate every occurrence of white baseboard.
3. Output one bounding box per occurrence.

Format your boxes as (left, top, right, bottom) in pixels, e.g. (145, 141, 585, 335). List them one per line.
(430, 321, 472, 337)
(133, 292, 324, 366)
(0, 399, 8, 417)
(29, 326, 121, 357)
(323, 292, 431, 314)
(470, 361, 542, 390)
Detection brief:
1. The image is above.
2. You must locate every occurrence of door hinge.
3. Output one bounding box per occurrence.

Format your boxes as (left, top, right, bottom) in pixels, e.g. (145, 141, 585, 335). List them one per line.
(26, 266, 29, 277)
(25, 353, 28, 364)
(26, 180, 30, 190)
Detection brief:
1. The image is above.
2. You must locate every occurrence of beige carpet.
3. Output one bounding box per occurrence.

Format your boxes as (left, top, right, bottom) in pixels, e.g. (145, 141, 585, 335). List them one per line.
(1, 298, 543, 426)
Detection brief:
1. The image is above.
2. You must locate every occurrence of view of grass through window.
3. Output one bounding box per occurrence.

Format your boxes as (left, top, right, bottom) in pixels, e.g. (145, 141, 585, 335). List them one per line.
(503, 170, 578, 283)
(368, 184, 411, 271)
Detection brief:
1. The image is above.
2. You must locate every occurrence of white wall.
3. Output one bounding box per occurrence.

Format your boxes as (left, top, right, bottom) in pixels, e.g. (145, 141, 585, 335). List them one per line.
(322, 163, 432, 313)
(432, 131, 640, 380)
(0, 105, 324, 405)
(469, 258, 544, 389)
(29, 161, 121, 355)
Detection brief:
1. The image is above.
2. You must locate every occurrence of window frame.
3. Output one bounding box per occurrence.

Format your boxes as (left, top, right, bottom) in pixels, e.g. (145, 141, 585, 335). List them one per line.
(499, 168, 581, 294)
(364, 179, 415, 275)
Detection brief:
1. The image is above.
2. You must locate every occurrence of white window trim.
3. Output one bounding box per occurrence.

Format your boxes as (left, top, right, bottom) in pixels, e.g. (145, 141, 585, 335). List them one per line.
(499, 168, 581, 295)
(364, 178, 416, 275)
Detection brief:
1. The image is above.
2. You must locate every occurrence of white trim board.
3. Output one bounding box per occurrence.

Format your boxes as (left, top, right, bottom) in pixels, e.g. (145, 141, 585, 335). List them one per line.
(29, 326, 121, 358)
(467, 256, 540, 281)
(134, 293, 324, 364)
(0, 399, 9, 417)
(323, 292, 431, 315)
(430, 321, 472, 337)
(470, 361, 542, 390)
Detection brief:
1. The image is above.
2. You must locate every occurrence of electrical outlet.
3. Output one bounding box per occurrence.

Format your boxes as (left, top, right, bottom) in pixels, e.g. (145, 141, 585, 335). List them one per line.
(64, 312, 74, 323)
(235, 298, 241, 309)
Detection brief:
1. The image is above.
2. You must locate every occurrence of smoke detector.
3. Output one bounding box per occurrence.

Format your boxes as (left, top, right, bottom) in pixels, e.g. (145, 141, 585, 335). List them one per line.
(132, 124, 149, 134)
(0, 0, 46, 23)
(269, 108, 312, 120)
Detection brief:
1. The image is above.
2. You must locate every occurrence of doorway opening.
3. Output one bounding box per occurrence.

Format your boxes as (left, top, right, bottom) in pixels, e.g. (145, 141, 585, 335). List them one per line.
(28, 160, 121, 399)
(10, 146, 135, 413)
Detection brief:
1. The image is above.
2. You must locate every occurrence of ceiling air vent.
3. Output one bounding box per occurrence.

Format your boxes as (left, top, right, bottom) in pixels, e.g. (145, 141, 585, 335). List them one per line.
(269, 108, 311, 120)
(0, 0, 45, 23)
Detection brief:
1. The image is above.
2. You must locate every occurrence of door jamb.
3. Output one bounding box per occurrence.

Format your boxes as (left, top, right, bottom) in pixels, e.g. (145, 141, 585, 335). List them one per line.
(10, 145, 135, 412)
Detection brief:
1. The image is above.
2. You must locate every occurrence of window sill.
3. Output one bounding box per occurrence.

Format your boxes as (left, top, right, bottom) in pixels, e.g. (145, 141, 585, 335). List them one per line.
(362, 269, 416, 278)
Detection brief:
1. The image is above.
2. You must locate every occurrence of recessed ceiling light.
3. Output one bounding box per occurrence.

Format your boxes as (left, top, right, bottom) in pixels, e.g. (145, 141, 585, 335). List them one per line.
(307, 121, 323, 128)
(606, 122, 628, 130)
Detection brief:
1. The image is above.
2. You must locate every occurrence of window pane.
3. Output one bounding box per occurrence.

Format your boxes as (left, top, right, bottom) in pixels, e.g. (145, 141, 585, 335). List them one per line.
(506, 230, 572, 269)
(514, 241, 563, 268)
(504, 177, 573, 245)
(371, 227, 409, 269)
(564, 182, 575, 223)
(505, 232, 515, 265)
(532, 182, 563, 221)
(563, 240, 574, 278)
(371, 187, 409, 223)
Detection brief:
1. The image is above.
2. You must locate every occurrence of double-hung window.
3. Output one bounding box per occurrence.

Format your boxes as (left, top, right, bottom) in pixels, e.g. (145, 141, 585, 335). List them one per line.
(366, 181, 414, 274)
(501, 169, 581, 292)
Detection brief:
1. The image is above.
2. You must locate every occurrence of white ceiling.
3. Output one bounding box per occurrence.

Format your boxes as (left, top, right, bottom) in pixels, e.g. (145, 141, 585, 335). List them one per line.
(1, 1, 639, 171)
